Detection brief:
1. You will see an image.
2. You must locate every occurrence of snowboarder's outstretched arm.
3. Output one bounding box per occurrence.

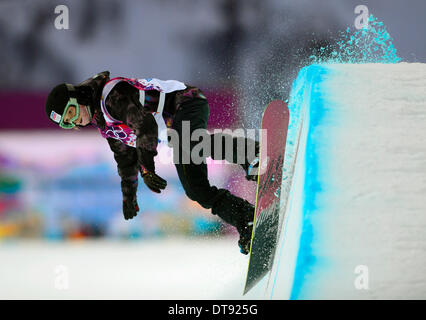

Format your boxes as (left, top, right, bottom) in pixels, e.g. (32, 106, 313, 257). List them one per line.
(107, 137, 140, 220)
(120, 92, 168, 194)
(106, 83, 167, 195)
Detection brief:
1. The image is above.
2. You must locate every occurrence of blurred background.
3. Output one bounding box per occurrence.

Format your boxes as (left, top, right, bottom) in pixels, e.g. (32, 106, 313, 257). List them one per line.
(0, 0, 425, 298)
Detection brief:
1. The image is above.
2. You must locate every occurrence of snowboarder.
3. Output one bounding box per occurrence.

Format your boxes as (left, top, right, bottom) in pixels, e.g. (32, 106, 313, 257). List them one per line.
(45, 71, 259, 254)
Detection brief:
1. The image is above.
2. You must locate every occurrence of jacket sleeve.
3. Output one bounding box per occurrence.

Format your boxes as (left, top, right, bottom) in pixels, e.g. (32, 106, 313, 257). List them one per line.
(125, 100, 158, 174)
(106, 82, 159, 174)
(107, 137, 139, 198)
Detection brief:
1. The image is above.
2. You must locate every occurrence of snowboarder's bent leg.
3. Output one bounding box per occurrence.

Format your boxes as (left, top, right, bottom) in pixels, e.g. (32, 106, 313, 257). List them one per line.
(174, 161, 253, 254)
(174, 162, 226, 209)
(172, 98, 228, 208)
(209, 133, 259, 181)
(172, 98, 254, 253)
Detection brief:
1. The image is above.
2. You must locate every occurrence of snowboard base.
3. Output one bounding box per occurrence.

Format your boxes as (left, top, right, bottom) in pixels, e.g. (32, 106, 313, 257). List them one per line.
(244, 100, 289, 295)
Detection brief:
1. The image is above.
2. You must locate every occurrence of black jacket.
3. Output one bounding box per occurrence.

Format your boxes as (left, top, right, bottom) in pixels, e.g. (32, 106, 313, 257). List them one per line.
(77, 71, 207, 199)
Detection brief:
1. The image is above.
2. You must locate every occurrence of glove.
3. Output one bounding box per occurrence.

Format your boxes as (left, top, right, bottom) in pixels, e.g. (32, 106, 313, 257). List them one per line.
(142, 171, 167, 193)
(122, 195, 139, 220)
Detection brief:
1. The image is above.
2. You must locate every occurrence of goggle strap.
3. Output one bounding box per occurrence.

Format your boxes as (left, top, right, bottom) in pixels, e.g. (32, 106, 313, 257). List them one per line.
(66, 83, 75, 93)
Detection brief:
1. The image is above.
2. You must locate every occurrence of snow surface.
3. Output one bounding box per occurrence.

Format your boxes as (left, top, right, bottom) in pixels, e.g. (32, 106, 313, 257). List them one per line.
(0, 237, 251, 300)
(269, 63, 426, 299)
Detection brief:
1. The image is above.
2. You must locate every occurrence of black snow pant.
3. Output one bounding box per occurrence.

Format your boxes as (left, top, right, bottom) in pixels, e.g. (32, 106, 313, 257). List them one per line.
(170, 98, 257, 232)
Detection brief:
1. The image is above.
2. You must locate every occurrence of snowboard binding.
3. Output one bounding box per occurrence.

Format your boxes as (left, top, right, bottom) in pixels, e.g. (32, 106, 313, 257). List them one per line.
(245, 157, 260, 181)
(242, 140, 260, 182)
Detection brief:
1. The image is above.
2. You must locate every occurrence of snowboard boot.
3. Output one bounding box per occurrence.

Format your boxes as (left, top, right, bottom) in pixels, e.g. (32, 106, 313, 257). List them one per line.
(238, 219, 254, 255)
(212, 190, 255, 255)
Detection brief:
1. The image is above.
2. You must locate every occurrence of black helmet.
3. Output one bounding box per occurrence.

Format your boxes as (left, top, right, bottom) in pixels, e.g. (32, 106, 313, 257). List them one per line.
(45, 83, 80, 128)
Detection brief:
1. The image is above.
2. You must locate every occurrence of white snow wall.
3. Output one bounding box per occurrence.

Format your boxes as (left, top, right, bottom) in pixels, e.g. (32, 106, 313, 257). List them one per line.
(264, 63, 426, 299)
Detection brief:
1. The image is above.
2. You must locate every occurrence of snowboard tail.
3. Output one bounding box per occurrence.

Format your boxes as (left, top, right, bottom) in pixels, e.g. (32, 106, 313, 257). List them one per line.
(244, 100, 289, 295)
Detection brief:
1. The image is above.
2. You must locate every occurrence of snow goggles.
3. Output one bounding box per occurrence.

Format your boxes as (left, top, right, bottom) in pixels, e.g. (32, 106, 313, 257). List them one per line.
(59, 97, 80, 129)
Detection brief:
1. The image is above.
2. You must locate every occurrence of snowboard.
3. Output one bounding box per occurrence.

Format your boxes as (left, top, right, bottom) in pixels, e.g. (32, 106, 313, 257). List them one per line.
(243, 100, 290, 295)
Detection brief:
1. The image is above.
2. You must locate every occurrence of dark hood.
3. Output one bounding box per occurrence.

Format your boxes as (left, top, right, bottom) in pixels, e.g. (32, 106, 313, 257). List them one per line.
(75, 71, 110, 128)
(76, 70, 110, 113)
